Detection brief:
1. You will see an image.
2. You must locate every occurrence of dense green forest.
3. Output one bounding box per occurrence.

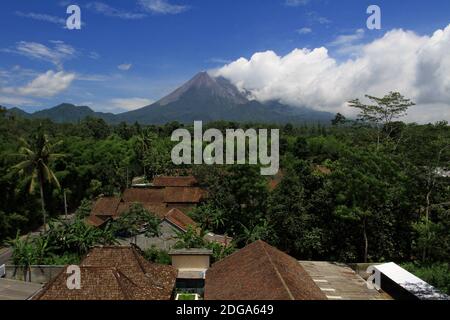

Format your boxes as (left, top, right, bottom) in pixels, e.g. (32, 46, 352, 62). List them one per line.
(0, 97, 449, 292)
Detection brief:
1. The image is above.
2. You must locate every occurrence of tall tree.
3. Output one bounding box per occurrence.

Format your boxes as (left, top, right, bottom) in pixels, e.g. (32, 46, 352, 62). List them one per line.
(268, 163, 325, 259)
(328, 149, 403, 262)
(12, 131, 64, 231)
(348, 92, 415, 149)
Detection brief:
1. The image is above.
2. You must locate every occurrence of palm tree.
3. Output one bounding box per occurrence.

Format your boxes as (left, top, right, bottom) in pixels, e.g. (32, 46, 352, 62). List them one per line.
(135, 130, 154, 179)
(12, 131, 64, 231)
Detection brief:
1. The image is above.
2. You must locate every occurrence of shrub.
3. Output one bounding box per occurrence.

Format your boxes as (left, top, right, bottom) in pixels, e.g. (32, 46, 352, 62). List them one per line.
(143, 246, 171, 265)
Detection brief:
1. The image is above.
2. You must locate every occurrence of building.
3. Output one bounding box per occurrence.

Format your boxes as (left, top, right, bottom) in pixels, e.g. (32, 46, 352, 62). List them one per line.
(86, 176, 229, 251)
(204, 240, 327, 300)
(373, 262, 449, 300)
(85, 196, 122, 227)
(153, 176, 198, 187)
(169, 248, 213, 295)
(86, 176, 206, 229)
(33, 246, 177, 300)
(117, 208, 198, 250)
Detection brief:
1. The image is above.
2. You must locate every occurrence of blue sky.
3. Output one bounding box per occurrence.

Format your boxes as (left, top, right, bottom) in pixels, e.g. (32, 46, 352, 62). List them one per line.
(0, 0, 449, 121)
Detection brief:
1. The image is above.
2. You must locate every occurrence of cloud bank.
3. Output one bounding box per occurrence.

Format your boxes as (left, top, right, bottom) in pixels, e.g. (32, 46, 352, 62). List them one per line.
(214, 25, 450, 123)
(2, 70, 76, 98)
(2, 41, 76, 69)
(139, 0, 189, 15)
(111, 97, 153, 111)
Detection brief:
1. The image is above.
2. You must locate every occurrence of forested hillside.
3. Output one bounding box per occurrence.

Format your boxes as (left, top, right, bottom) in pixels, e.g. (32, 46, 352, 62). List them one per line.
(0, 104, 449, 292)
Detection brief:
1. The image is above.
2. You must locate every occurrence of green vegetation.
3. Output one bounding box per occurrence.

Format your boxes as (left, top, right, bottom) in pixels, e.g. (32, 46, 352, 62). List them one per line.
(402, 263, 450, 295)
(1, 92, 449, 291)
(112, 203, 161, 243)
(143, 246, 171, 265)
(173, 226, 236, 263)
(11, 129, 64, 231)
(177, 293, 197, 300)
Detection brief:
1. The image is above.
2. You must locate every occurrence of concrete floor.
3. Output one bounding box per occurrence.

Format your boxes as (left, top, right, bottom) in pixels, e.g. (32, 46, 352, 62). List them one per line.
(299, 261, 392, 300)
(0, 278, 43, 300)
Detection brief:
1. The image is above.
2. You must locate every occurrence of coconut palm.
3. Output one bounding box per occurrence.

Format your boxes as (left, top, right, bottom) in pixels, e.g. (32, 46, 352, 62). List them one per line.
(12, 131, 64, 231)
(135, 130, 155, 179)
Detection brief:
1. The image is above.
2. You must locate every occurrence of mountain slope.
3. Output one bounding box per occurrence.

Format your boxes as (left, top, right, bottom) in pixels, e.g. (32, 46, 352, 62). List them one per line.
(7, 107, 31, 118)
(118, 72, 333, 124)
(9, 104, 116, 123)
(6, 72, 334, 125)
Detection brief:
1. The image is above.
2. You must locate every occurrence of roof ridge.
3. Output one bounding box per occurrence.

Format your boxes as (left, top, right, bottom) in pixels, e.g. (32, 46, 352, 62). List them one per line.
(259, 241, 295, 300)
(129, 245, 167, 289)
(112, 269, 132, 300)
(131, 246, 148, 274)
(114, 267, 163, 300)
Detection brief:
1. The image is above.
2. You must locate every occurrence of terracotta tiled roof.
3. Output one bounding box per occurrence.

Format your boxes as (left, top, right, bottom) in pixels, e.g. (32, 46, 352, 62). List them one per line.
(153, 176, 198, 187)
(85, 215, 110, 227)
(116, 202, 169, 219)
(122, 188, 165, 204)
(164, 187, 205, 203)
(34, 246, 177, 300)
(164, 208, 197, 231)
(204, 240, 327, 300)
(91, 197, 121, 217)
(87, 177, 206, 228)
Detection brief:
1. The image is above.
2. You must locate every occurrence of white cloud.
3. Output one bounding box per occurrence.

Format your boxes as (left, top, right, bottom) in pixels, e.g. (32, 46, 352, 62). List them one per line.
(139, 0, 189, 15)
(285, 0, 310, 6)
(213, 24, 450, 123)
(297, 27, 312, 35)
(110, 98, 153, 111)
(118, 63, 133, 71)
(329, 29, 365, 56)
(86, 2, 147, 19)
(2, 41, 76, 69)
(330, 29, 365, 47)
(89, 51, 101, 60)
(15, 11, 66, 26)
(2, 70, 75, 98)
(307, 12, 331, 25)
(0, 95, 36, 106)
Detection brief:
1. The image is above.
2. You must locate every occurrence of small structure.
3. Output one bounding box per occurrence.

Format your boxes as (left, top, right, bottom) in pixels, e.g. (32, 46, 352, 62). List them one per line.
(373, 262, 449, 300)
(131, 176, 152, 188)
(85, 196, 121, 227)
(204, 240, 327, 300)
(34, 246, 177, 300)
(169, 248, 213, 295)
(204, 233, 233, 246)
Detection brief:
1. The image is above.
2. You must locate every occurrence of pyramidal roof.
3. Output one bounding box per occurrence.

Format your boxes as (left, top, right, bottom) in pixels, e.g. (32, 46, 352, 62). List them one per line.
(205, 240, 327, 300)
